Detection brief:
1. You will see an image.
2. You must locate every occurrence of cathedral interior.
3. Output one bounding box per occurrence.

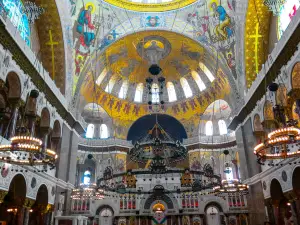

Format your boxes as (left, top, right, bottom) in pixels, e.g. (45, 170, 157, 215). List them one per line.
(0, 0, 299, 225)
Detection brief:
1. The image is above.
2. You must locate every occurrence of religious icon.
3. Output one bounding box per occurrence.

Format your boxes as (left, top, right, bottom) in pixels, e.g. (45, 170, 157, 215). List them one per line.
(147, 16, 160, 27)
(76, 2, 96, 48)
(210, 0, 233, 40)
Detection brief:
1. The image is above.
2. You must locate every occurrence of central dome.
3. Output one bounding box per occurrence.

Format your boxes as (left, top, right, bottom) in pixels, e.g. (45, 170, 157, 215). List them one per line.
(103, 0, 196, 12)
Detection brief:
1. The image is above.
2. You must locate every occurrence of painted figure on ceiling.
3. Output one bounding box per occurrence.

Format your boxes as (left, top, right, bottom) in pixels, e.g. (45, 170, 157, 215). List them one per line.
(210, 1, 233, 40)
(76, 3, 95, 48)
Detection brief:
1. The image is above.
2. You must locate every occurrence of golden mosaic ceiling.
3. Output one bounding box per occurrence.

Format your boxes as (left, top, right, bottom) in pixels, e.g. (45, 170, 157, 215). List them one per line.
(103, 0, 196, 12)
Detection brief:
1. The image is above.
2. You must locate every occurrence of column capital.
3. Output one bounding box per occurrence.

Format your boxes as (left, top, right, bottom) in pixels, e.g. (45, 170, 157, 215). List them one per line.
(23, 198, 35, 209)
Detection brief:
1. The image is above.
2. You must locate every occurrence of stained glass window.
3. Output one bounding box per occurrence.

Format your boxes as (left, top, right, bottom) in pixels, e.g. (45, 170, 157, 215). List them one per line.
(1, 0, 31, 45)
(166, 82, 177, 102)
(278, 0, 300, 39)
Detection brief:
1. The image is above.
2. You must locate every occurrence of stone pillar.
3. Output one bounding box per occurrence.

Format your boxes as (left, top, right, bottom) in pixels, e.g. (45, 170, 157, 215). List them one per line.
(27, 114, 36, 136)
(40, 127, 51, 154)
(7, 99, 20, 139)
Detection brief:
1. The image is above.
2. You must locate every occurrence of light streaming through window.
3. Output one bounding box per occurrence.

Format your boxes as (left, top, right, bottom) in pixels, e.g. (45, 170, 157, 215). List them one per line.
(100, 124, 109, 139)
(152, 83, 160, 103)
(166, 82, 177, 102)
(218, 120, 228, 135)
(119, 80, 129, 99)
(191, 71, 206, 91)
(83, 170, 91, 184)
(205, 121, 213, 136)
(180, 78, 193, 98)
(134, 83, 144, 102)
(105, 76, 117, 93)
(199, 62, 215, 82)
(86, 124, 95, 138)
(96, 68, 107, 85)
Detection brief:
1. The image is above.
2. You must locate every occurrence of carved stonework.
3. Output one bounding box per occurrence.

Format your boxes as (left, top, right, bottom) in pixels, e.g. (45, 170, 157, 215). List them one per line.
(0, 190, 7, 203)
(23, 198, 35, 209)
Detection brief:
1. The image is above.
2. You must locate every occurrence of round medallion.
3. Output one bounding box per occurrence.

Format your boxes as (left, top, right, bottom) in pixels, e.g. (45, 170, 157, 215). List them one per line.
(31, 177, 37, 188)
(282, 170, 287, 182)
(262, 181, 267, 190)
(1, 164, 9, 178)
(51, 186, 55, 196)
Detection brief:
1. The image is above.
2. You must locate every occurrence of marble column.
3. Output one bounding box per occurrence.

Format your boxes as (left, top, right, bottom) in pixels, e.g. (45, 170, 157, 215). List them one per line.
(7, 99, 20, 139)
(23, 208, 30, 225)
(40, 127, 51, 154)
(27, 114, 36, 136)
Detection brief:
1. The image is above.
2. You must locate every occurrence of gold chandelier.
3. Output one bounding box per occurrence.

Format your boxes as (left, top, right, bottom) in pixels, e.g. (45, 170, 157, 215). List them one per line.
(254, 124, 300, 164)
(0, 135, 57, 167)
(213, 179, 248, 195)
(71, 183, 105, 200)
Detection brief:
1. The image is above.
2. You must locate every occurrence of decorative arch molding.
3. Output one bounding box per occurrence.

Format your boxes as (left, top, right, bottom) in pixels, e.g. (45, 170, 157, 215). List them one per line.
(96, 204, 115, 216)
(144, 194, 174, 210)
(204, 201, 223, 213)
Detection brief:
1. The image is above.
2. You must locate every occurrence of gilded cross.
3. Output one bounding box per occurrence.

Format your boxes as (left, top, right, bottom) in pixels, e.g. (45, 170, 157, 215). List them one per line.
(45, 30, 58, 80)
(249, 23, 263, 74)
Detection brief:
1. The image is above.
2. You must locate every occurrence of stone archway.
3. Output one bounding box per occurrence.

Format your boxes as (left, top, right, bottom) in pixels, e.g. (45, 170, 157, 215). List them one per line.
(204, 202, 223, 225)
(96, 205, 114, 225)
(0, 174, 27, 225)
(270, 179, 291, 225)
(29, 184, 49, 225)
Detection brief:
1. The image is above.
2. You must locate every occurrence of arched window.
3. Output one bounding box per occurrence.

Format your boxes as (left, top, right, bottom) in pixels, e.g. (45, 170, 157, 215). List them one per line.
(100, 124, 109, 139)
(119, 80, 129, 99)
(191, 71, 206, 91)
(86, 124, 95, 138)
(199, 62, 215, 82)
(205, 121, 213, 136)
(105, 76, 117, 93)
(83, 170, 91, 185)
(166, 82, 177, 102)
(134, 83, 144, 102)
(152, 83, 160, 103)
(218, 120, 227, 135)
(180, 78, 193, 98)
(96, 68, 107, 85)
(225, 166, 234, 180)
(2, 0, 30, 45)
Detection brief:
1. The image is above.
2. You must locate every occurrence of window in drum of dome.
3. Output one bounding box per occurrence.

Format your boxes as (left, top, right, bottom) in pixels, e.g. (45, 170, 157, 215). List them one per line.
(225, 167, 234, 180)
(180, 78, 193, 98)
(119, 80, 129, 99)
(218, 120, 227, 135)
(205, 121, 213, 136)
(134, 83, 144, 102)
(105, 76, 116, 93)
(199, 62, 215, 82)
(166, 82, 177, 102)
(152, 83, 160, 103)
(96, 68, 107, 85)
(86, 124, 95, 138)
(100, 124, 109, 139)
(191, 71, 206, 91)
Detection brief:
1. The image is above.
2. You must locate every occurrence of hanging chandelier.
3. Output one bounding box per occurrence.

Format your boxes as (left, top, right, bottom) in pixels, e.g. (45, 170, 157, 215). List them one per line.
(0, 134, 57, 167)
(254, 83, 300, 165)
(213, 179, 248, 195)
(254, 122, 300, 164)
(71, 183, 105, 200)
